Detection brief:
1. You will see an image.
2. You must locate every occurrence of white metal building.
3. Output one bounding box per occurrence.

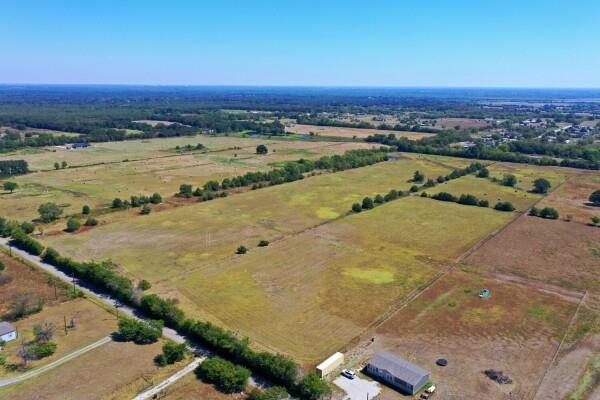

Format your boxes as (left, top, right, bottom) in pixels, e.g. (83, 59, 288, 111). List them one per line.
(0, 321, 17, 342)
(316, 352, 344, 377)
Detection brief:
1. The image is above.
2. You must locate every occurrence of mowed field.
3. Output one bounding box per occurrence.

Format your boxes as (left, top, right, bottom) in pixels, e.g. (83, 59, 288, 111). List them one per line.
(372, 268, 578, 400)
(0, 136, 373, 220)
(286, 123, 434, 140)
(42, 155, 518, 363)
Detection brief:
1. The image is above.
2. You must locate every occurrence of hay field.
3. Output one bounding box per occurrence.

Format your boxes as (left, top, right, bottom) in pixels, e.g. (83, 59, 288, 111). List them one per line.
(286, 123, 433, 140)
(0, 138, 372, 220)
(487, 162, 573, 192)
(373, 269, 577, 400)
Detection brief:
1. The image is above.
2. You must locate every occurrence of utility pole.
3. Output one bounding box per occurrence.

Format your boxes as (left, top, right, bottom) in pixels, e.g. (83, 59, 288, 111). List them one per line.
(64, 315, 68, 335)
(71, 272, 76, 297)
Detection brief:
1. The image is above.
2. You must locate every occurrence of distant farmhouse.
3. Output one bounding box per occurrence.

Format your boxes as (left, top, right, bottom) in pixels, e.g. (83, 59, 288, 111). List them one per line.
(365, 352, 430, 395)
(0, 321, 17, 343)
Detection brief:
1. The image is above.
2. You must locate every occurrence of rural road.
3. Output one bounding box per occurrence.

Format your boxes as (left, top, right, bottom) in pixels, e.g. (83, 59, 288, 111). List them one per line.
(0, 237, 185, 344)
(132, 356, 204, 400)
(0, 336, 112, 388)
(0, 238, 265, 395)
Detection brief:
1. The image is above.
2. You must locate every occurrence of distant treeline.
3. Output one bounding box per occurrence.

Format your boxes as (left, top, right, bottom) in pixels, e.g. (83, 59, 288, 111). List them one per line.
(0, 160, 29, 176)
(366, 133, 600, 170)
(296, 115, 439, 133)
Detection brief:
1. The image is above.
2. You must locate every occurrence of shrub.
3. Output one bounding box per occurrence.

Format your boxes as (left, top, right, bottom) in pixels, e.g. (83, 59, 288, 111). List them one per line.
(432, 192, 457, 202)
(539, 207, 559, 219)
(374, 194, 384, 204)
(384, 190, 399, 202)
(20, 221, 35, 234)
(236, 245, 248, 255)
(592, 215, 600, 225)
(82, 205, 90, 215)
(413, 170, 425, 183)
(117, 318, 163, 344)
(458, 194, 479, 206)
(436, 176, 446, 183)
(351, 203, 362, 213)
(37, 202, 62, 223)
(0, 261, 4, 272)
(66, 217, 81, 232)
(361, 197, 374, 210)
(258, 240, 270, 247)
(138, 280, 152, 291)
(158, 340, 188, 365)
(409, 185, 419, 193)
(529, 207, 540, 217)
(196, 357, 250, 394)
(478, 199, 489, 207)
(589, 190, 600, 205)
(502, 174, 517, 187)
(420, 192, 428, 198)
(28, 341, 57, 359)
(85, 217, 98, 226)
(178, 184, 193, 198)
(112, 198, 124, 208)
(494, 202, 515, 212)
(140, 204, 151, 215)
(150, 193, 162, 204)
(248, 386, 289, 400)
(477, 168, 490, 178)
(423, 179, 436, 188)
(10, 227, 44, 255)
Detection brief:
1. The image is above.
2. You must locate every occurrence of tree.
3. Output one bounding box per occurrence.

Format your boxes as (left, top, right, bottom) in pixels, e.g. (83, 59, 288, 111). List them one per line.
(478, 199, 489, 207)
(85, 217, 98, 226)
(256, 145, 268, 155)
(533, 178, 551, 194)
(54, 162, 60, 170)
(38, 202, 63, 223)
(196, 357, 250, 394)
(158, 340, 188, 365)
(117, 318, 162, 344)
(258, 240, 269, 247)
(150, 193, 162, 204)
(413, 170, 425, 183)
(529, 207, 540, 217)
(66, 217, 81, 232)
(112, 198, 123, 208)
(362, 197, 374, 210)
(61, 161, 67, 169)
(0, 260, 4, 272)
(20, 221, 35, 234)
(297, 372, 331, 400)
(140, 204, 151, 215)
(539, 207, 559, 219)
(33, 321, 55, 342)
(351, 203, 362, 213)
(3, 181, 18, 193)
(458, 194, 479, 206)
(374, 194, 384, 204)
(82, 205, 91, 215)
(178, 184, 193, 198)
(236, 245, 248, 255)
(592, 215, 600, 226)
(494, 202, 515, 212)
(477, 168, 490, 178)
(502, 174, 517, 187)
(590, 190, 600, 205)
(409, 185, 419, 193)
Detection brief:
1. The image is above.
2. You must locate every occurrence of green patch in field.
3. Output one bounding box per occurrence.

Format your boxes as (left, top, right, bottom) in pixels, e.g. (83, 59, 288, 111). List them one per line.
(343, 267, 395, 284)
(316, 207, 340, 219)
(463, 305, 505, 324)
(527, 304, 553, 321)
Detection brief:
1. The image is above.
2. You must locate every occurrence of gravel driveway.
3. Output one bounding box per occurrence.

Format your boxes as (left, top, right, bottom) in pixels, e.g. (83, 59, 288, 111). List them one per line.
(334, 375, 381, 400)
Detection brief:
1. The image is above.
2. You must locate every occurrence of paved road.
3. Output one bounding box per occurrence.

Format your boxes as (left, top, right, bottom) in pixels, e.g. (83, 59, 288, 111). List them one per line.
(132, 357, 204, 400)
(0, 336, 112, 388)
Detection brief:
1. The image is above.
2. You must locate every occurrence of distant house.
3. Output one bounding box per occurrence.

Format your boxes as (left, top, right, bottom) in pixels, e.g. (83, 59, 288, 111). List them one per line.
(365, 352, 430, 395)
(72, 142, 91, 149)
(0, 321, 17, 343)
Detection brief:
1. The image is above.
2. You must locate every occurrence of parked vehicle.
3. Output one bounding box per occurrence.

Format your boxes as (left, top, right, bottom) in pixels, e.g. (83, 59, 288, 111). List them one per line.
(341, 369, 356, 379)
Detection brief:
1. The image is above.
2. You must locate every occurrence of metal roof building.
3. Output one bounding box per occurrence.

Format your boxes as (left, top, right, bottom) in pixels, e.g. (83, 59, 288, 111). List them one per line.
(0, 321, 17, 343)
(365, 352, 430, 395)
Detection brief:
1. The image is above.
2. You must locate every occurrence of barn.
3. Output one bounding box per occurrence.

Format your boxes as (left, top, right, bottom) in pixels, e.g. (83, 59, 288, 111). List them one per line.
(365, 352, 430, 395)
(0, 321, 17, 343)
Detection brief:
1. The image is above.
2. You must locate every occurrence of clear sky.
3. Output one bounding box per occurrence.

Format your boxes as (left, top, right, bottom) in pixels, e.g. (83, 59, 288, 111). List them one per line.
(1, 0, 599, 87)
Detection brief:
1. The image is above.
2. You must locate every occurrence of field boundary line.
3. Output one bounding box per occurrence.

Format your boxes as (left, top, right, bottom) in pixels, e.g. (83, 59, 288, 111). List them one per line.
(131, 357, 204, 400)
(531, 290, 587, 400)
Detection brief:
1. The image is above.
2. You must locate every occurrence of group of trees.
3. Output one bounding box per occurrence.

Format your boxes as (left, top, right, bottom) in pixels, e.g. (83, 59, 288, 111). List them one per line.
(18, 321, 57, 366)
(117, 318, 163, 344)
(428, 191, 513, 211)
(0, 160, 29, 177)
(352, 189, 408, 213)
(196, 357, 251, 394)
(112, 193, 162, 210)
(179, 149, 389, 201)
(53, 161, 68, 170)
(155, 340, 188, 366)
(365, 133, 600, 170)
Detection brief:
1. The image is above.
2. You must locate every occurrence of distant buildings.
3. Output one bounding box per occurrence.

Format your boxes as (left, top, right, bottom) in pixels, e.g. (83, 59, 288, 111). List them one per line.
(365, 352, 430, 395)
(0, 321, 17, 343)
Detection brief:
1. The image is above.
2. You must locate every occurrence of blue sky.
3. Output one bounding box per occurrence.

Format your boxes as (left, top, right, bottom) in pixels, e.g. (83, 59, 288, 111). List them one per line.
(1, 0, 599, 87)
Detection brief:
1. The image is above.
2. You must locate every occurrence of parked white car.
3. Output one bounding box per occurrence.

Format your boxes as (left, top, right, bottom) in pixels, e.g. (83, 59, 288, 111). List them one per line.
(341, 369, 356, 379)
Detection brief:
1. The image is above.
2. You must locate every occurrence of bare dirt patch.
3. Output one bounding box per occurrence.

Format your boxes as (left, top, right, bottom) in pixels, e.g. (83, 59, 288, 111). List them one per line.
(286, 124, 433, 140)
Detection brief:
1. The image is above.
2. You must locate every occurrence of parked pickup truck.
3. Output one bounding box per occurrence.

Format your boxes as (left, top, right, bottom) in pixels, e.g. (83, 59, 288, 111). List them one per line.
(420, 385, 436, 399)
